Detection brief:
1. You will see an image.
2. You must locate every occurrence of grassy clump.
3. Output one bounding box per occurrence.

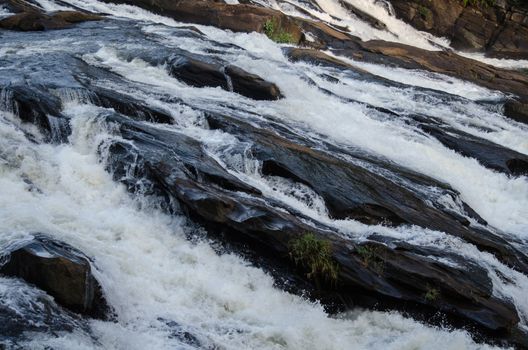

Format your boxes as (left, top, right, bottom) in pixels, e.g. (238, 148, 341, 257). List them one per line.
(418, 5, 431, 20)
(461, 0, 495, 7)
(263, 19, 295, 44)
(289, 233, 339, 285)
(424, 285, 440, 302)
(356, 245, 385, 274)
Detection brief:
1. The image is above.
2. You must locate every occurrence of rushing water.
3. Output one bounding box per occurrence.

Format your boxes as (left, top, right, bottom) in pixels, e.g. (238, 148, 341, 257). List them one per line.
(1, 0, 528, 349)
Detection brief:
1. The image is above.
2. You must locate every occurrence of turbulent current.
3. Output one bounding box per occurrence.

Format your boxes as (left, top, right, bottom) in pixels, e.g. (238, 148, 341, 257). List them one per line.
(1, 0, 528, 349)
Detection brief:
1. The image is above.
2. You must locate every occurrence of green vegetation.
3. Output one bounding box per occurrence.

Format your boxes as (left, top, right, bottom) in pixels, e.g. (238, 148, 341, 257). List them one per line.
(461, 0, 495, 7)
(289, 233, 339, 285)
(424, 285, 440, 302)
(356, 245, 385, 274)
(263, 19, 295, 44)
(417, 5, 431, 20)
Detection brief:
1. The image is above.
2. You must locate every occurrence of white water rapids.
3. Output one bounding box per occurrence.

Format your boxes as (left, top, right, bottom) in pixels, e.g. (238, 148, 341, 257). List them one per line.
(1, 0, 528, 349)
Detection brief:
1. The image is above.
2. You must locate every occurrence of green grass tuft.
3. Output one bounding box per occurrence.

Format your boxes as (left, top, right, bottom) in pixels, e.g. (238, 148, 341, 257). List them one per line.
(424, 285, 440, 302)
(289, 233, 339, 285)
(417, 5, 430, 20)
(263, 19, 295, 44)
(461, 0, 495, 7)
(356, 245, 385, 274)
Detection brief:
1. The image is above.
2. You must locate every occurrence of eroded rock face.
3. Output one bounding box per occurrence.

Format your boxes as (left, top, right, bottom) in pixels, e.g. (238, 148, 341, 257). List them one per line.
(0, 235, 110, 319)
(388, 0, 528, 59)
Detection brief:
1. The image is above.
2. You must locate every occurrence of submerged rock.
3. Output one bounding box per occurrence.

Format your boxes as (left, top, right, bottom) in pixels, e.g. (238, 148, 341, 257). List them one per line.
(0, 235, 110, 319)
(0, 277, 87, 345)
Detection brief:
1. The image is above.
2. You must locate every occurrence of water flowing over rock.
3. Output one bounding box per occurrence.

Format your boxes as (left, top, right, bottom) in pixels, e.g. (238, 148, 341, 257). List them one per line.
(1, 0, 528, 349)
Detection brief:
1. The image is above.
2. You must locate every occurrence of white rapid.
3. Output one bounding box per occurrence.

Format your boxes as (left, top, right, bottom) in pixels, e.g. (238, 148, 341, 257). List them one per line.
(1, 0, 528, 349)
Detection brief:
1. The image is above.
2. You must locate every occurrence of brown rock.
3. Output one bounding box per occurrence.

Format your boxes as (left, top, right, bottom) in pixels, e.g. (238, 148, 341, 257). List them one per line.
(388, 0, 528, 59)
(100, 0, 303, 43)
(0, 10, 103, 31)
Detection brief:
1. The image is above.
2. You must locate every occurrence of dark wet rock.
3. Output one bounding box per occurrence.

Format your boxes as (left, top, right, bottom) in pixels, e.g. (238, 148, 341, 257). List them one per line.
(286, 47, 359, 69)
(205, 112, 528, 271)
(0, 85, 70, 142)
(168, 55, 282, 100)
(412, 115, 528, 176)
(91, 87, 174, 124)
(0, 10, 103, 31)
(104, 113, 261, 198)
(504, 99, 528, 125)
(0, 235, 110, 319)
(100, 111, 525, 347)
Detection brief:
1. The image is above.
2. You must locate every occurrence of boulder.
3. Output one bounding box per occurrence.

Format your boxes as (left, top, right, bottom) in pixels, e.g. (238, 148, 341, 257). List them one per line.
(0, 235, 110, 319)
(168, 55, 282, 100)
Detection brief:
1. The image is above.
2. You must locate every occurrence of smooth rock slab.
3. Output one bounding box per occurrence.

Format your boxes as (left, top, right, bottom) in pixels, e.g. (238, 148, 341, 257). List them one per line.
(0, 10, 102, 31)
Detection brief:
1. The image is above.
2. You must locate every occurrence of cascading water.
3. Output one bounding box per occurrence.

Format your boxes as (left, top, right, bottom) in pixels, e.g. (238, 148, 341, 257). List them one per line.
(1, 0, 528, 349)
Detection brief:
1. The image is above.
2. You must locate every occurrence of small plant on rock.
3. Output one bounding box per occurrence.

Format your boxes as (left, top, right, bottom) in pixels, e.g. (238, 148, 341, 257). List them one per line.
(424, 285, 440, 302)
(263, 19, 295, 44)
(289, 233, 339, 286)
(356, 244, 385, 274)
(417, 5, 431, 20)
(461, 0, 495, 7)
